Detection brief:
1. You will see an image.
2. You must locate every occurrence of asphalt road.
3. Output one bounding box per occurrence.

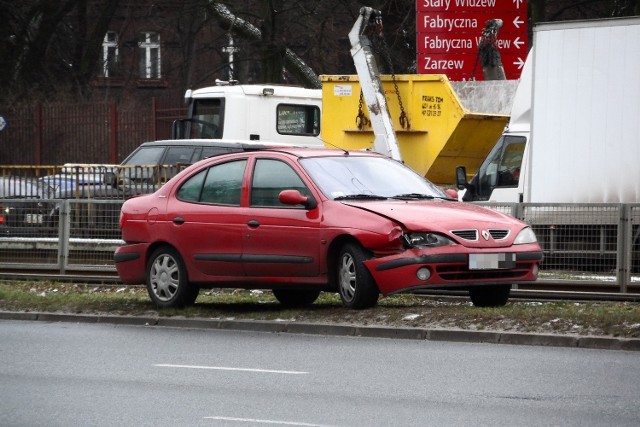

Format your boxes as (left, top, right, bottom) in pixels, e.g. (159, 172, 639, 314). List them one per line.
(1, 320, 639, 427)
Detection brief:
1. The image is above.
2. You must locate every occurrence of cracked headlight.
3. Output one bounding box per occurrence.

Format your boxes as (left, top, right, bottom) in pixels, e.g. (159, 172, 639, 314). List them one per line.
(403, 233, 454, 248)
(514, 227, 537, 244)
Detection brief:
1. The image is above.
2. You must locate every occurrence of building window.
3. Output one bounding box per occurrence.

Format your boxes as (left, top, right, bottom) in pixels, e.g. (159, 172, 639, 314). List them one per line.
(139, 32, 161, 79)
(101, 31, 119, 77)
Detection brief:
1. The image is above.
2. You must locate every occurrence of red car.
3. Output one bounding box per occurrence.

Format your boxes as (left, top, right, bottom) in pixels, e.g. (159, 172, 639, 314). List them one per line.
(114, 147, 542, 309)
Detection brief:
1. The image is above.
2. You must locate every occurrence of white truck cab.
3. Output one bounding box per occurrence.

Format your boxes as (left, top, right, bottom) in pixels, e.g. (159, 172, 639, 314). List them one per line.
(173, 82, 324, 147)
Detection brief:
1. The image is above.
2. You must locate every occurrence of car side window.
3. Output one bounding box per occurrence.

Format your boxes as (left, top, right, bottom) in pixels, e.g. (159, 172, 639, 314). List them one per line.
(163, 147, 197, 165)
(200, 146, 238, 161)
(159, 147, 199, 183)
(177, 160, 247, 205)
(202, 160, 247, 205)
(121, 146, 165, 166)
(176, 169, 206, 202)
(250, 159, 309, 207)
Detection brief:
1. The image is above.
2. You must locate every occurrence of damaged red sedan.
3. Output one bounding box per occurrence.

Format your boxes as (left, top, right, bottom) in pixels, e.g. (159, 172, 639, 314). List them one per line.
(114, 147, 542, 309)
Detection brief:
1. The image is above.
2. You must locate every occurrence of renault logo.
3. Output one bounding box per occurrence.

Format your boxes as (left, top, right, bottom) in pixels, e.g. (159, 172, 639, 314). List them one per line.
(481, 230, 490, 241)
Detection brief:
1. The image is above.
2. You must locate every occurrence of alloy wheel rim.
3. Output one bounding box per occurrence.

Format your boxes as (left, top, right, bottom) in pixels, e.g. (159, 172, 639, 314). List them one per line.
(150, 254, 179, 301)
(339, 253, 357, 302)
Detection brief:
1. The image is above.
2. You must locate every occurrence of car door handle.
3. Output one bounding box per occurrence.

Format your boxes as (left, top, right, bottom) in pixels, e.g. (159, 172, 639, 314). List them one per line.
(247, 220, 260, 228)
(173, 216, 185, 224)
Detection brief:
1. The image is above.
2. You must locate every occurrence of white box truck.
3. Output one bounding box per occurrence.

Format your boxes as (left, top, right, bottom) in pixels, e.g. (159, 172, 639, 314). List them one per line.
(458, 16, 640, 204)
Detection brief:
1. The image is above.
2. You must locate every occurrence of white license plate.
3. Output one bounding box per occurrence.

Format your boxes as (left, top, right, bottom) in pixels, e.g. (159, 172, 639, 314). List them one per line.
(25, 214, 43, 224)
(469, 253, 515, 270)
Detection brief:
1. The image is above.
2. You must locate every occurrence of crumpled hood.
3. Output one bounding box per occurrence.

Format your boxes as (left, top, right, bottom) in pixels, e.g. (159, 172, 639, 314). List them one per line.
(341, 199, 527, 245)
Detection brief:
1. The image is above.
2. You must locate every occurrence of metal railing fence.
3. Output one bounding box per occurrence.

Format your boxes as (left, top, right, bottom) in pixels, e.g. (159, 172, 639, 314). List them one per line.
(1, 199, 639, 292)
(1, 164, 187, 200)
(477, 203, 640, 292)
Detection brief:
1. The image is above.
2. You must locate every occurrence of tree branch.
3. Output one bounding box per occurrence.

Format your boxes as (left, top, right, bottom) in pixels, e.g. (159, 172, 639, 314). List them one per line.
(208, 2, 321, 88)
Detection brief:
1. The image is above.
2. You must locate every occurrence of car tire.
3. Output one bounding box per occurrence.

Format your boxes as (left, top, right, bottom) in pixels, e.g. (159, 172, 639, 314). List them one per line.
(146, 246, 199, 308)
(469, 285, 511, 307)
(272, 289, 321, 307)
(337, 243, 379, 309)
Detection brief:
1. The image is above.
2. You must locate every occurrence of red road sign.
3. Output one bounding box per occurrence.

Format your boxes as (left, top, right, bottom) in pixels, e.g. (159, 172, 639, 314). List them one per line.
(417, 0, 527, 13)
(417, 52, 526, 79)
(417, 11, 527, 33)
(418, 32, 526, 54)
(415, 0, 528, 80)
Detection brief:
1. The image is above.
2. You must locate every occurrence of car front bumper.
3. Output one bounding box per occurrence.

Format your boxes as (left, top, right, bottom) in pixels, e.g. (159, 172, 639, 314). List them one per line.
(364, 244, 543, 295)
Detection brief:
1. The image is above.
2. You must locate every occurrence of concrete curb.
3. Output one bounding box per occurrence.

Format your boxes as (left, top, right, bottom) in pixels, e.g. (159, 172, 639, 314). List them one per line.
(1, 311, 639, 351)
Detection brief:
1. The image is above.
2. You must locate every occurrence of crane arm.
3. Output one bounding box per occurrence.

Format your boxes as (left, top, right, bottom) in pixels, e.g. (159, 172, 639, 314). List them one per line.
(348, 7, 402, 161)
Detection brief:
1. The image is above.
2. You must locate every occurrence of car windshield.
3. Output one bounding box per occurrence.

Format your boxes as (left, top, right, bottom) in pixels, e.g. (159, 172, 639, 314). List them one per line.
(300, 155, 447, 200)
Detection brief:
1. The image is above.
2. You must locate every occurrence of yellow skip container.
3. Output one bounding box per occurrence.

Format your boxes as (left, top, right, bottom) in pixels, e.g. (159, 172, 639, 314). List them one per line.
(319, 74, 515, 185)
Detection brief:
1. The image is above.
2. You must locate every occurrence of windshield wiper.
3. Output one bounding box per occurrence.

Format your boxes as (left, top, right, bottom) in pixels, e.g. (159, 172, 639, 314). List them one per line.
(334, 194, 388, 201)
(391, 193, 436, 200)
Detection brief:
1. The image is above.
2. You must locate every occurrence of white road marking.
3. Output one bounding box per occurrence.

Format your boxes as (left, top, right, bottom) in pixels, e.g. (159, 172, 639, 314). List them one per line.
(204, 416, 338, 426)
(153, 364, 308, 375)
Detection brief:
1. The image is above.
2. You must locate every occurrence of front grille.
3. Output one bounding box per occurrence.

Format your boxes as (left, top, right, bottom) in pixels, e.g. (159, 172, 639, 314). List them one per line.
(488, 229, 510, 240)
(451, 229, 477, 241)
(451, 228, 510, 241)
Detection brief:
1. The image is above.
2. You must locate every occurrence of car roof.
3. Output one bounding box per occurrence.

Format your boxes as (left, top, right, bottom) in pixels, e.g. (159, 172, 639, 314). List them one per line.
(137, 138, 299, 149)
(209, 146, 384, 159)
(129, 139, 385, 163)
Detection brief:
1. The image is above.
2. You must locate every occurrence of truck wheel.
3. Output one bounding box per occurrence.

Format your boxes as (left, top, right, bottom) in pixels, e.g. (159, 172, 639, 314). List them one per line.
(336, 243, 379, 309)
(272, 289, 321, 307)
(146, 246, 199, 308)
(469, 285, 511, 307)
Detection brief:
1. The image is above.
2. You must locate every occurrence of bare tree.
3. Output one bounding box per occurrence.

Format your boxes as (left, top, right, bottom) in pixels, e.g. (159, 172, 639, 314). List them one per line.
(1, 0, 636, 103)
(0, 0, 122, 101)
(208, 1, 322, 88)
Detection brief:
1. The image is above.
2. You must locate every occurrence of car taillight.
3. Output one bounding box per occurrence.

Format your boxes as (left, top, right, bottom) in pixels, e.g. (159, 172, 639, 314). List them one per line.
(0, 205, 5, 224)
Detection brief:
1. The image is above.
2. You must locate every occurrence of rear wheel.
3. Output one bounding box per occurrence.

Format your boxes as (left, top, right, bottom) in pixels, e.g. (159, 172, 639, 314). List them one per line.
(469, 285, 511, 307)
(146, 246, 199, 308)
(272, 289, 321, 307)
(336, 243, 379, 309)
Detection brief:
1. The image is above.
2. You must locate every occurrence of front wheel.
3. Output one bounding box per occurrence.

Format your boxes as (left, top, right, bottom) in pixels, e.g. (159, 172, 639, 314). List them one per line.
(146, 246, 199, 308)
(336, 243, 379, 309)
(469, 285, 511, 307)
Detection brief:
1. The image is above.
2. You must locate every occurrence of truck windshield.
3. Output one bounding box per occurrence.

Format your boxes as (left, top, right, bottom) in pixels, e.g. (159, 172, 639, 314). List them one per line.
(189, 98, 224, 138)
(472, 135, 526, 200)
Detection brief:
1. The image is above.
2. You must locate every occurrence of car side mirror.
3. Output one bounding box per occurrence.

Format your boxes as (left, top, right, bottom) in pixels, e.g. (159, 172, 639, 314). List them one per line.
(171, 119, 188, 139)
(279, 189, 317, 210)
(455, 166, 468, 190)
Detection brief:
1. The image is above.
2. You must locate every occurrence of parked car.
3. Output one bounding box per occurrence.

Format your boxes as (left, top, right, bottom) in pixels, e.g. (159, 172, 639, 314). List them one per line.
(40, 166, 122, 199)
(0, 176, 57, 236)
(114, 139, 289, 195)
(114, 148, 543, 309)
(37, 140, 287, 200)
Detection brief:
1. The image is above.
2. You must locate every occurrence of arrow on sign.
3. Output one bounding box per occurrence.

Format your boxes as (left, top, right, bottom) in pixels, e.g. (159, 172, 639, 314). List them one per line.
(513, 37, 524, 49)
(513, 57, 526, 69)
(513, 16, 524, 29)
(513, 0, 524, 8)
